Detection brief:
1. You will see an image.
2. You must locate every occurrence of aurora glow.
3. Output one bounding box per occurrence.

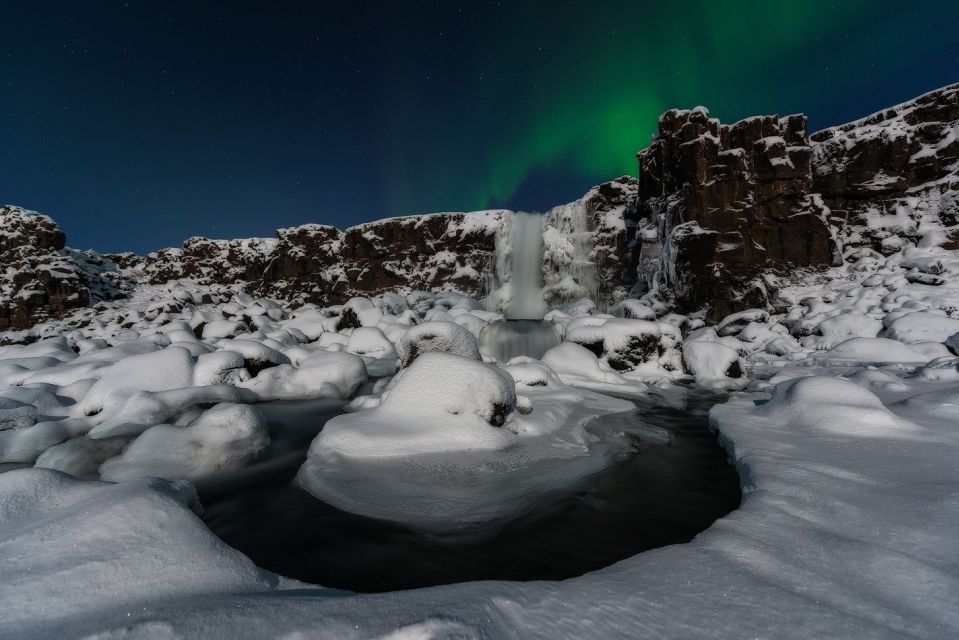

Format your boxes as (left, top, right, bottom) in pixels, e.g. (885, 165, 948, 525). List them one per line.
(2, 1, 957, 252)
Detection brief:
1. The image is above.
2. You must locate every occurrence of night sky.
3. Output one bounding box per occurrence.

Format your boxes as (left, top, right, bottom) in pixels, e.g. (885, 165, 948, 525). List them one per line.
(2, 1, 958, 254)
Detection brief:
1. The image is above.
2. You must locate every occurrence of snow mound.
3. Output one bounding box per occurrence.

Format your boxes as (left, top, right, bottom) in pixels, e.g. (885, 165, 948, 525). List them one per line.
(100, 403, 270, 481)
(681, 341, 746, 389)
(299, 352, 516, 460)
(79, 346, 196, 416)
(813, 337, 932, 366)
(397, 320, 480, 367)
(239, 350, 367, 400)
(346, 326, 397, 359)
(752, 376, 912, 436)
(0, 468, 275, 630)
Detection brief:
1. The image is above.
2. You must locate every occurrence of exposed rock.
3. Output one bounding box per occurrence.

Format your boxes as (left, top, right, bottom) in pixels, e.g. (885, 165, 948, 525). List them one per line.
(0, 206, 132, 331)
(635, 108, 837, 321)
(635, 83, 959, 321)
(811, 83, 959, 254)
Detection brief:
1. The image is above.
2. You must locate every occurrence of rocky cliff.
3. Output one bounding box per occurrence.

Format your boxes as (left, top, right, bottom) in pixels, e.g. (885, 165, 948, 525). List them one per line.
(0, 207, 131, 334)
(2, 83, 956, 332)
(0, 190, 633, 331)
(635, 83, 959, 321)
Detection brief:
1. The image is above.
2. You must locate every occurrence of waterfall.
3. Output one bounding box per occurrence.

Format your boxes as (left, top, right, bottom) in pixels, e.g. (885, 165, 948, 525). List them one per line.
(508, 212, 547, 319)
(486, 211, 546, 319)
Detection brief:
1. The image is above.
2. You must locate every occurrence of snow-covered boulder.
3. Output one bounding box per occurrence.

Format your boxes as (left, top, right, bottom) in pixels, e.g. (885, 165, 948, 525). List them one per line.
(397, 321, 481, 368)
(201, 319, 247, 341)
(297, 352, 516, 462)
(346, 326, 396, 359)
(813, 337, 931, 366)
(883, 311, 959, 345)
(564, 318, 683, 375)
(193, 350, 250, 386)
(746, 376, 911, 436)
(99, 403, 270, 481)
(215, 339, 291, 374)
(716, 309, 770, 337)
(682, 341, 746, 389)
(239, 350, 367, 401)
(0, 398, 37, 431)
(815, 311, 882, 342)
(279, 308, 327, 341)
(541, 342, 626, 385)
(35, 435, 130, 480)
(79, 346, 196, 416)
(609, 299, 656, 320)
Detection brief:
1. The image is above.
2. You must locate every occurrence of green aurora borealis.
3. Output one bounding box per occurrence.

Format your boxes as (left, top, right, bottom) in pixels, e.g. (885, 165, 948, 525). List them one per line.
(2, 0, 958, 252)
(380, 0, 956, 213)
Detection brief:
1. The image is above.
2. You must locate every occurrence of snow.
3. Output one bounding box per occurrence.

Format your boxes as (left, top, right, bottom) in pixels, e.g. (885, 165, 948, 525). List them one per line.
(296, 352, 635, 532)
(79, 346, 196, 416)
(238, 350, 367, 400)
(396, 320, 481, 367)
(681, 340, 746, 389)
(99, 403, 270, 481)
(299, 352, 517, 460)
(2, 91, 959, 635)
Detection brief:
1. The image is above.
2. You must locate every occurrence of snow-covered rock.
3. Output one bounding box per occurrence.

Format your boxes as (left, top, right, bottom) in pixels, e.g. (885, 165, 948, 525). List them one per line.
(396, 320, 481, 367)
(99, 403, 269, 481)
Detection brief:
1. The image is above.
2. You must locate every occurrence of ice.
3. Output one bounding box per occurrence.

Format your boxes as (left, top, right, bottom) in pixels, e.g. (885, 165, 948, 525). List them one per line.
(99, 403, 270, 481)
(295, 353, 633, 531)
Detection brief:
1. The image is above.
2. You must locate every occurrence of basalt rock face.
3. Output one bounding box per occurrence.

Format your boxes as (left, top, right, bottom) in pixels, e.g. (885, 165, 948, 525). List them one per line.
(810, 83, 959, 254)
(635, 107, 837, 321)
(635, 83, 959, 321)
(0, 206, 131, 334)
(127, 211, 506, 306)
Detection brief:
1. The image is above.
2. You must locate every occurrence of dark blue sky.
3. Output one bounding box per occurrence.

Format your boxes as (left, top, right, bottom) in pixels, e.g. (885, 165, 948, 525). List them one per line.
(2, 1, 957, 254)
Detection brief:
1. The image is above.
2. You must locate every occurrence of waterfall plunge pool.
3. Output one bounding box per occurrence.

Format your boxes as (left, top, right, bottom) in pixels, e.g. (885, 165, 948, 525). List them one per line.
(200, 390, 740, 593)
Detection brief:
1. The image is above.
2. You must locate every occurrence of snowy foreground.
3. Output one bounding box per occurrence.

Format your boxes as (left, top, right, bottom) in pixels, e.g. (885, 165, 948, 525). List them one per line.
(2, 244, 959, 637)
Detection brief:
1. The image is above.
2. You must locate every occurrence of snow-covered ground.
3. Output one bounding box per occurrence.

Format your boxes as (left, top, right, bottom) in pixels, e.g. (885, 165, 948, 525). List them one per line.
(2, 216, 959, 636)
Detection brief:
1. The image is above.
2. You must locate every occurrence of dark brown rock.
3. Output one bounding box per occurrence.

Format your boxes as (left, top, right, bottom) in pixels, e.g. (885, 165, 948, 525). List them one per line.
(635, 108, 837, 321)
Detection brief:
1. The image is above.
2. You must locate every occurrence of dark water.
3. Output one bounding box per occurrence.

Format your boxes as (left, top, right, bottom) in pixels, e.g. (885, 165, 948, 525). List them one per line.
(201, 390, 741, 593)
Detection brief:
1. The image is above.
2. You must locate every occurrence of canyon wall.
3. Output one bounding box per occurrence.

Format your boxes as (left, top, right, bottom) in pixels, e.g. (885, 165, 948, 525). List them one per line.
(2, 83, 956, 331)
(634, 83, 958, 321)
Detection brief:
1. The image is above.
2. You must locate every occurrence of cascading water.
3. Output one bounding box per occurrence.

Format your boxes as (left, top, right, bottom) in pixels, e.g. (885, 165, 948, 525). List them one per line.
(482, 212, 560, 361)
(487, 211, 547, 319)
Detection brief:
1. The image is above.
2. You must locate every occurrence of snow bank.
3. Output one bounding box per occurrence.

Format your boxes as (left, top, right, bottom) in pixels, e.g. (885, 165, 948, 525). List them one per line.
(0, 468, 276, 632)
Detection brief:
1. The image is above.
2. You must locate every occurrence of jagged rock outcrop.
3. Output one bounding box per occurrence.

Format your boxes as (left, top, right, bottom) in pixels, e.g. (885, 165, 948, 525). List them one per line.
(4, 84, 956, 332)
(635, 108, 837, 321)
(0, 206, 132, 334)
(121, 211, 506, 306)
(811, 83, 959, 254)
(635, 83, 959, 321)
